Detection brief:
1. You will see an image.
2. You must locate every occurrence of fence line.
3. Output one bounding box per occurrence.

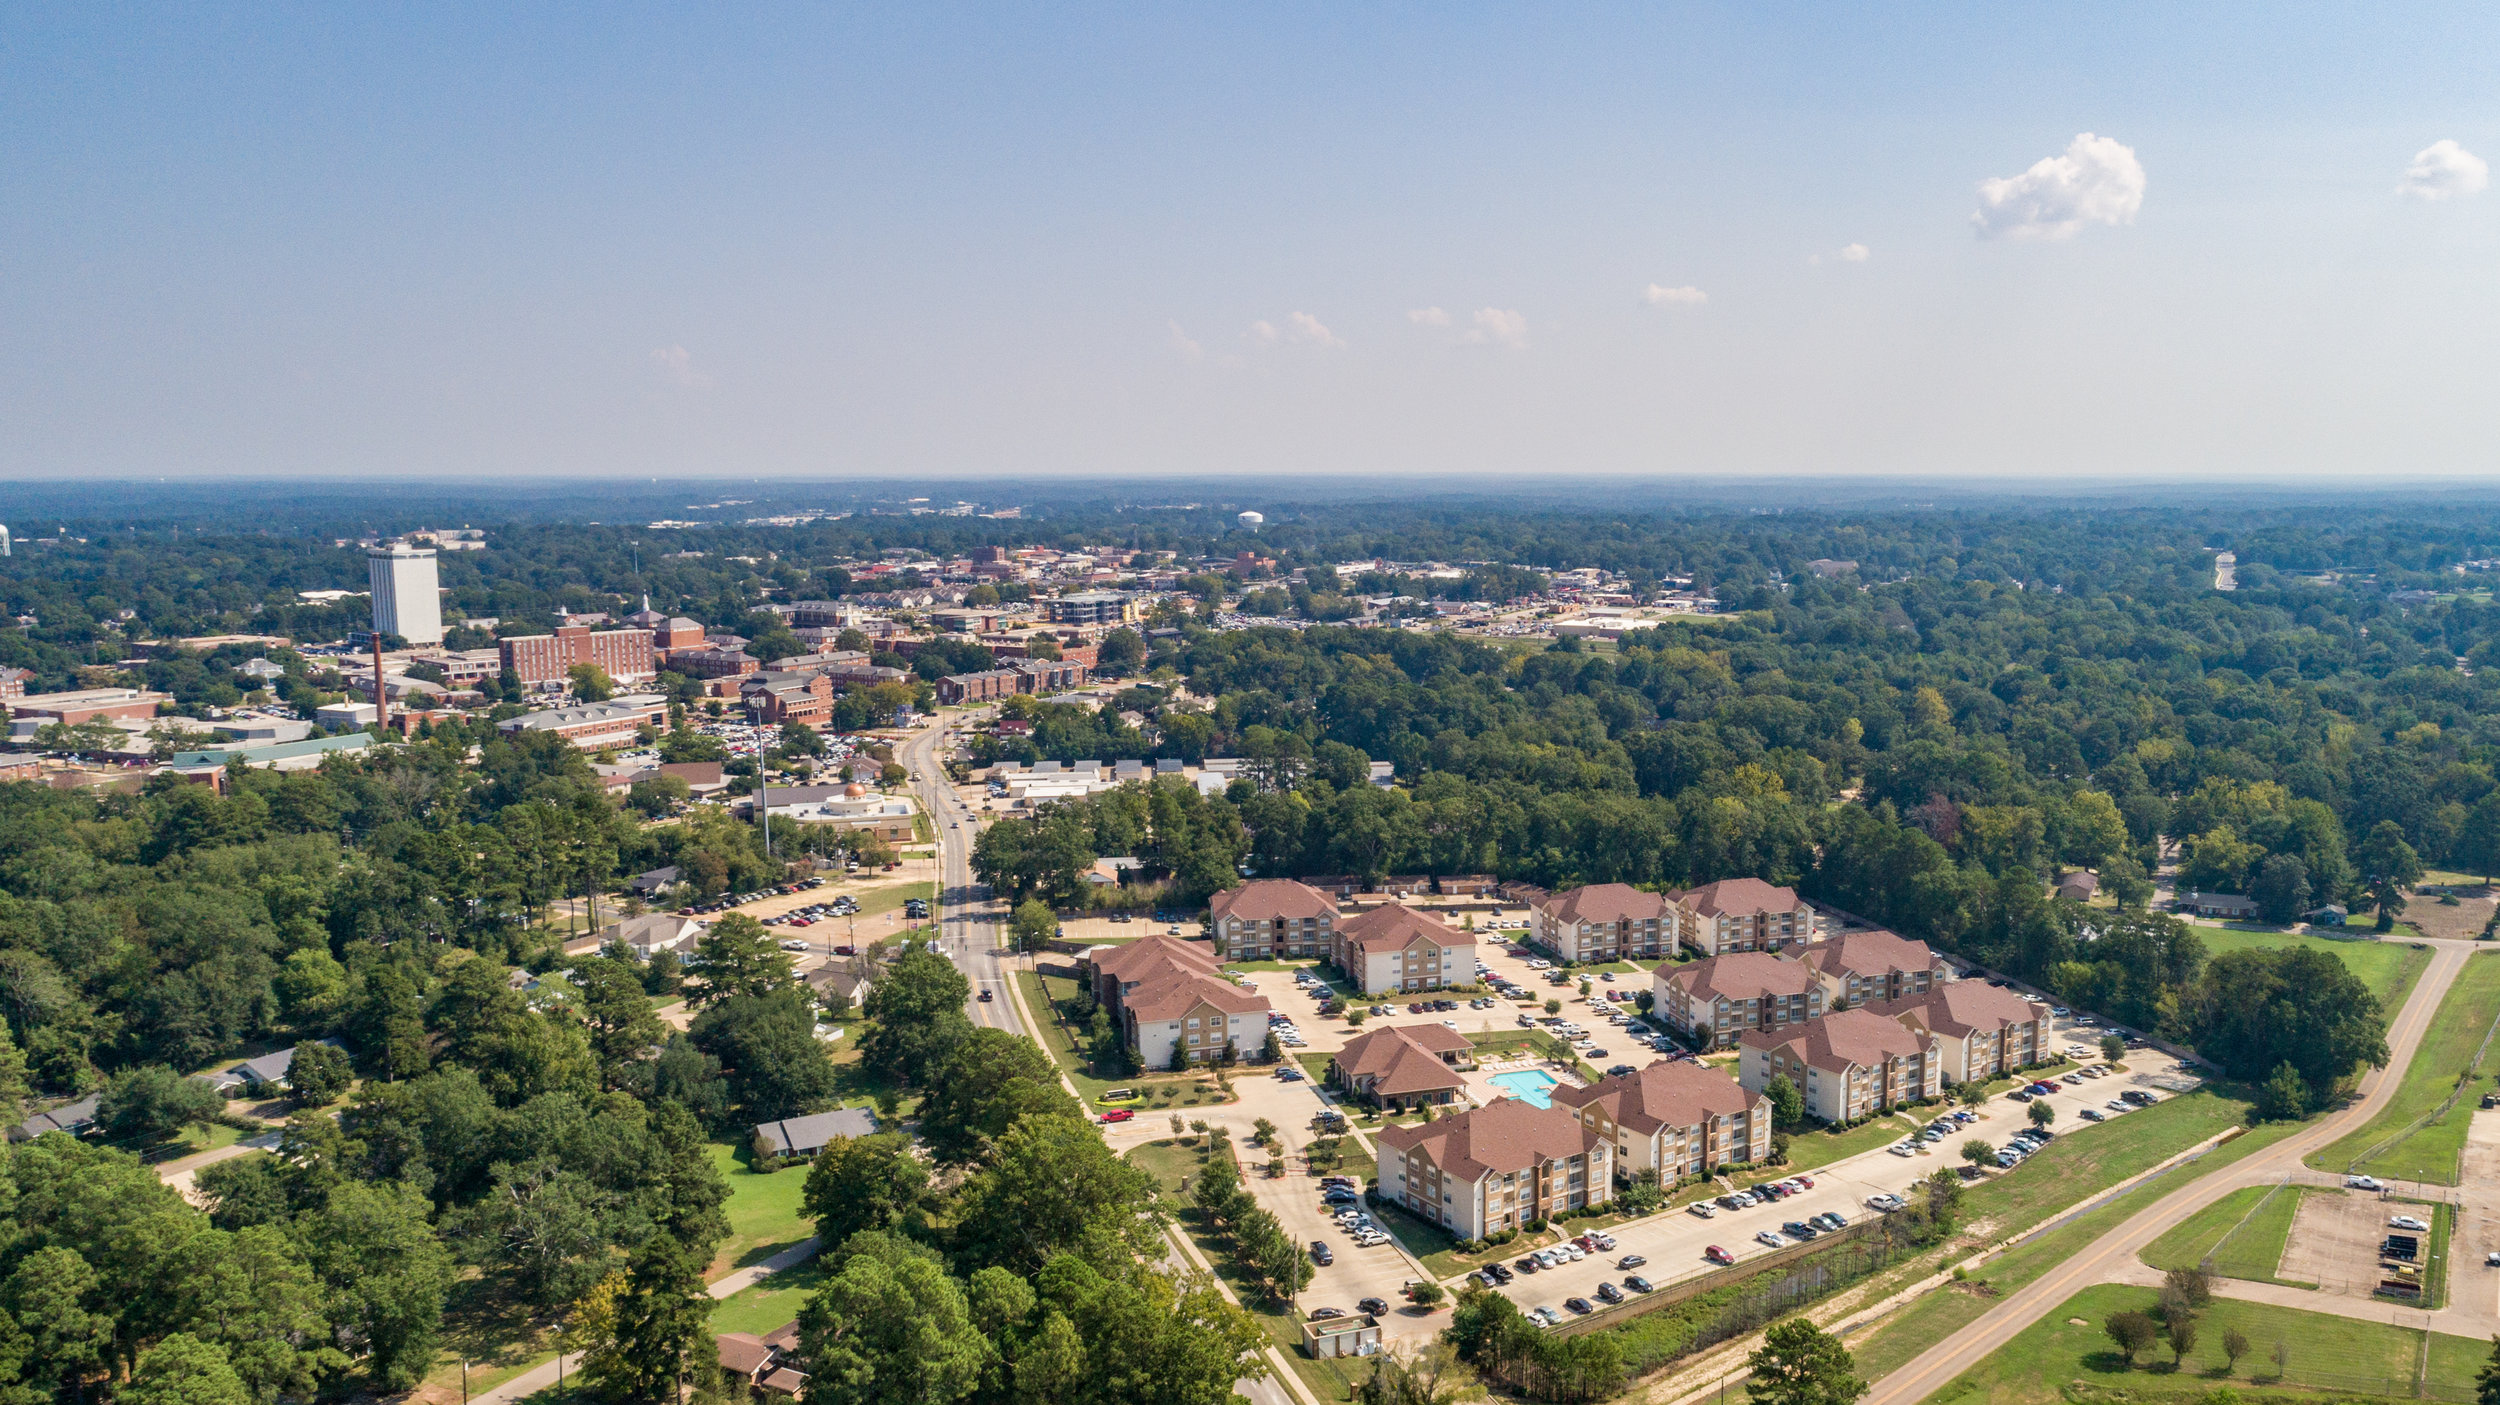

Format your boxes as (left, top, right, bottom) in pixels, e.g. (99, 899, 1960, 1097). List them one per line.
(2344, 979, 2500, 1177)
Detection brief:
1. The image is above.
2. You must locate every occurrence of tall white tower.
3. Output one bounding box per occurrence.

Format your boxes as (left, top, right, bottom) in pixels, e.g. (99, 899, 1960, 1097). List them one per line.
(1238, 511, 1264, 532)
(367, 542, 444, 645)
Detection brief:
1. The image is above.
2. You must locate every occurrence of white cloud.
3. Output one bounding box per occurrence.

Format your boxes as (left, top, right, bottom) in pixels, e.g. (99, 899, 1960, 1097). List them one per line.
(648, 345, 711, 387)
(1838, 242, 1871, 263)
(1970, 133, 2145, 240)
(1167, 321, 1204, 362)
(1248, 319, 1279, 344)
(1641, 284, 1708, 307)
(1407, 306, 1452, 327)
(2398, 139, 2489, 201)
(1289, 311, 1343, 348)
(1458, 308, 1529, 349)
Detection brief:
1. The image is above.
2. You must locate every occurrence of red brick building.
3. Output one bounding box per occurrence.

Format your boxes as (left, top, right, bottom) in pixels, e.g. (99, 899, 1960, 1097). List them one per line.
(499, 626, 657, 685)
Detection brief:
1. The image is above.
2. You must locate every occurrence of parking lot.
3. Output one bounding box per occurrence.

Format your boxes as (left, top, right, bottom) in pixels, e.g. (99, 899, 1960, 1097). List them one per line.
(2280, 1185, 2428, 1300)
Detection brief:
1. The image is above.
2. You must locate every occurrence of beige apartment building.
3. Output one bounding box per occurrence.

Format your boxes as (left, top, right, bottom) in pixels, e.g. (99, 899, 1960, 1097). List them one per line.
(1121, 971, 1271, 1070)
(1796, 928, 1947, 1009)
(1327, 1024, 1472, 1109)
(1550, 1060, 1771, 1179)
(1739, 1008, 1942, 1124)
(1376, 1099, 1613, 1241)
(1527, 883, 1673, 963)
(1208, 879, 1339, 960)
(1869, 982, 2051, 1084)
(1652, 951, 1826, 1049)
(1673, 879, 1819, 957)
(1329, 903, 1477, 994)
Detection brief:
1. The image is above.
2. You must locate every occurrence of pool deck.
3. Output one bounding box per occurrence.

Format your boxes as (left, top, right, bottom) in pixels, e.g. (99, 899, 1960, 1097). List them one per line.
(1466, 1058, 1583, 1110)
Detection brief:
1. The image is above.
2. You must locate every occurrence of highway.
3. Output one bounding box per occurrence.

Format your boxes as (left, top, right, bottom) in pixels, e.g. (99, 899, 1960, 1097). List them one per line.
(1860, 936, 2480, 1405)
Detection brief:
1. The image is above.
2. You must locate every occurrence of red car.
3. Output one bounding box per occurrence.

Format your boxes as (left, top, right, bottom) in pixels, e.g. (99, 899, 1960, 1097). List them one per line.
(1795, 1174, 1815, 1188)
(1705, 1246, 1735, 1265)
(1099, 1109, 1135, 1123)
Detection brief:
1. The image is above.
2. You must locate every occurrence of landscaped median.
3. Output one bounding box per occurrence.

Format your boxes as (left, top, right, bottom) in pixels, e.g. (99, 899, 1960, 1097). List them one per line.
(1915, 1282, 2491, 1405)
(2307, 949, 2500, 1185)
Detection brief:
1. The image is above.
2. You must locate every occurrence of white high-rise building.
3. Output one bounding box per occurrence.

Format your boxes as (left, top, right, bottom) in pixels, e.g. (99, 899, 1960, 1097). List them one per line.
(367, 542, 444, 645)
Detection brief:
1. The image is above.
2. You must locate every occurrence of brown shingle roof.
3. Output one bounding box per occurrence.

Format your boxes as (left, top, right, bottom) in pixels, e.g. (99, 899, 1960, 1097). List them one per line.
(1088, 935, 1219, 984)
(1332, 1026, 1470, 1096)
(1534, 883, 1670, 924)
(1677, 878, 1806, 917)
(1550, 1059, 1763, 1135)
(1798, 930, 1939, 982)
(1337, 903, 1473, 953)
(1208, 879, 1340, 923)
(1661, 951, 1821, 1004)
(1378, 1098, 1603, 1183)
(1868, 982, 2047, 1040)
(717, 1333, 775, 1378)
(1121, 971, 1272, 1023)
(1740, 1007, 1935, 1071)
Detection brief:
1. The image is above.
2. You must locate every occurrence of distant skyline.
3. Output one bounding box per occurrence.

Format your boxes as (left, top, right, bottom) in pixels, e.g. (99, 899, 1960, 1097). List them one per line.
(4, 6, 2496, 480)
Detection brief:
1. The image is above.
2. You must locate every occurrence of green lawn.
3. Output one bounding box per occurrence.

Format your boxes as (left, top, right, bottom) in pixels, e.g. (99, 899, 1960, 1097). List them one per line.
(1749, 1111, 1925, 1180)
(2308, 951, 2500, 1185)
(708, 1258, 824, 1338)
(704, 1142, 815, 1278)
(1223, 959, 1323, 973)
(2139, 1183, 2312, 1286)
(1921, 1283, 2488, 1405)
(2419, 1197, 2456, 1310)
(2195, 926, 2432, 1006)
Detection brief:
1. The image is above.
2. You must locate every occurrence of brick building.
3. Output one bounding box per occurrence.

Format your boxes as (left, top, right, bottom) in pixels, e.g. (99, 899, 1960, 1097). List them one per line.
(1377, 1099, 1612, 1241)
(1551, 1060, 1771, 1179)
(740, 671, 835, 727)
(495, 695, 668, 749)
(498, 626, 657, 685)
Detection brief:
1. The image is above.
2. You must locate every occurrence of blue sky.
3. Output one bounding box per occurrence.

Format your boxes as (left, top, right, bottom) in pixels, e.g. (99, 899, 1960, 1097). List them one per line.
(4, 5, 2495, 480)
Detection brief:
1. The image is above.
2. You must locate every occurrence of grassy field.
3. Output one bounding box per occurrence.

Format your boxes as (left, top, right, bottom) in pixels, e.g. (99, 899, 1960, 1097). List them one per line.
(703, 1142, 815, 1278)
(707, 1257, 825, 1337)
(2308, 951, 2500, 1185)
(1748, 1111, 1925, 1181)
(1920, 1283, 2487, 1405)
(2195, 927, 2433, 1006)
(2139, 1183, 2311, 1286)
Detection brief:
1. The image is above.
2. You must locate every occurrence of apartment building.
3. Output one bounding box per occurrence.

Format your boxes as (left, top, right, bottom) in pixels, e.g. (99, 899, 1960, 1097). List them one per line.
(1043, 592, 1140, 627)
(1738, 1008, 1943, 1124)
(1653, 952, 1826, 1049)
(1328, 1025, 1472, 1109)
(1122, 971, 1271, 1069)
(1527, 884, 1673, 963)
(1673, 878, 1818, 957)
(671, 647, 762, 680)
(1079, 934, 1222, 1008)
(495, 695, 668, 749)
(1796, 929, 1946, 1009)
(1550, 1060, 1771, 1179)
(1868, 982, 2050, 1084)
(1377, 1099, 1613, 1241)
(1329, 903, 1477, 994)
(1207, 879, 1339, 960)
(498, 625, 658, 686)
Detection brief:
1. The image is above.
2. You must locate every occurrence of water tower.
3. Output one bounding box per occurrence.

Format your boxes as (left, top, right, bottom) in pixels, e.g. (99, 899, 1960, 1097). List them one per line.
(1238, 511, 1264, 532)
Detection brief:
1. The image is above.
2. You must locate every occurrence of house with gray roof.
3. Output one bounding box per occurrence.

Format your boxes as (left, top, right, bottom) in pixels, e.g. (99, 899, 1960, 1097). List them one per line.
(751, 1107, 880, 1162)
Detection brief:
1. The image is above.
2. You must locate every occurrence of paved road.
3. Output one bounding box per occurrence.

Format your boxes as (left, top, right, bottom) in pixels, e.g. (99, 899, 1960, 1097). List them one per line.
(1861, 937, 2479, 1405)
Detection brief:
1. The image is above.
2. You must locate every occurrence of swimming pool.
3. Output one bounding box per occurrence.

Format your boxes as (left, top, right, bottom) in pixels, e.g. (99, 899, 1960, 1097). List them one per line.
(1488, 1070, 1559, 1108)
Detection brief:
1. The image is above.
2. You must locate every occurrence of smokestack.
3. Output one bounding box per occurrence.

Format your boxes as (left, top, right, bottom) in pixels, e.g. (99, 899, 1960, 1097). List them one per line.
(372, 631, 389, 735)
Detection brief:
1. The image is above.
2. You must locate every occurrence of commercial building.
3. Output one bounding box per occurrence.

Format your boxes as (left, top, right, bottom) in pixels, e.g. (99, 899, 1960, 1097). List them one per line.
(1327, 1025, 1472, 1109)
(1376, 1099, 1613, 1241)
(1653, 951, 1826, 1049)
(1527, 883, 1673, 963)
(751, 784, 918, 843)
(1550, 1060, 1772, 1179)
(1208, 879, 1340, 960)
(1796, 929, 1947, 1010)
(1328, 903, 1477, 995)
(1043, 592, 1140, 627)
(367, 542, 444, 646)
(671, 647, 761, 680)
(1738, 1008, 1943, 1124)
(1867, 982, 2051, 1084)
(498, 626, 657, 685)
(495, 695, 667, 749)
(4, 687, 169, 726)
(1672, 879, 1819, 957)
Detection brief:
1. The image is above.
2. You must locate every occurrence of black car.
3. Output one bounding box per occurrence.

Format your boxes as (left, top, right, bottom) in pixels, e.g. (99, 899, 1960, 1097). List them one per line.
(1309, 1241, 1333, 1265)
(1595, 1282, 1624, 1304)
(1781, 1221, 1819, 1239)
(1515, 1256, 1541, 1273)
(1486, 1263, 1515, 1284)
(1357, 1297, 1390, 1316)
(1624, 1275, 1654, 1293)
(1564, 1297, 1593, 1315)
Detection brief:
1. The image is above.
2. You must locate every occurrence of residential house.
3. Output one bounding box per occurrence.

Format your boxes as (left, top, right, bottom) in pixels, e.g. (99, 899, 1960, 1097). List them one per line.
(8, 1094, 100, 1143)
(1121, 972, 1271, 1070)
(2174, 892, 2258, 920)
(1868, 982, 2051, 1084)
(1738, 1008, 1943, 1124)
(1329, 903, 1477, 995)
(1795, 929, 1946, 1010)
(1652, 952, 1825, 1049)
(1549, 1060, 1772, 1179)
(203, 1038, 350, 1096)
(1208, 879, 1340, 960)
(1526, 884, 1673, 963)
(582, 912, 704, 958)
(1327, 1025, 1473, 1109)
(1375, 1099, 1614, 1241)
(1672, 879, 1818, 956)
(2054, 872, 2099, 902)
(751, 1106, 880, 1162)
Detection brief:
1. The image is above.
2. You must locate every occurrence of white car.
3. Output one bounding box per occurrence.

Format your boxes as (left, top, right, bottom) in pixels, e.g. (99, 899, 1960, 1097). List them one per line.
(2345, 1175, 2385, 1191)
(2391, 1215, 2430, 1232)
(1888, 1143, 1917, 1157)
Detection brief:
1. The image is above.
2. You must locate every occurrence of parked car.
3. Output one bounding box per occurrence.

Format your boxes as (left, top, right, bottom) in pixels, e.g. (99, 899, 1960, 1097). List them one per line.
(1704, 1245, 1735, 1265)
(2346, 1174, 2385, 1191)
(1688, 1202, 1716, 1219)
(1595, 1282, 1624, 1304)
(1099, 1109, 1134, 1123)
(1309, 1241, 1333, 1266)
(2391, 1215, 2431, 1232)
(1625, 1274, 1655, 1293)
(1358, 1297, 1390, 1315)
(1755, 1231, 1783, 1248)
(1564, 1297, 1593, 1315)
(1618, 1254, 1647, 1269)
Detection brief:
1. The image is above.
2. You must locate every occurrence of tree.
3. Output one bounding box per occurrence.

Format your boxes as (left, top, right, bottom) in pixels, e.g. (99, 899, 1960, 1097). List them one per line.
(1, 1246, 114, 1398)
(97, 1063, 225, 1144)
(569, 663, 615, 702)
(579, 1235, 713, 1405)
(1745, 1317, 1867, 1405)
(2255, 1061, 2309, 1121)
(913, 1026, 1079, 1165)
(858, 948, 973, 1085)
(802, 1134, 930, 1244)
(2476, 1334, 2500, 1405)
(952, 1114, 1166, 1277)
(1408, 1279, 1446, 1309)
(2251, 853, 2311, 927)
(2028, 1098, 2056, 1129)
(2101, 1033, 2127, 1064)
(171, 1224, 346, 1401)
(689, 913, 794, 1005)
(1544, 998, 1562, 1016)
(798, 1234, 990, 1405)
(689, 989, 839, 1120)
(1010, 899, 1060, 954)
(2106, 1310, 2158, 1367)
(1763, 1073, 1805, 1131)
(287, 1040, 352, 1107)
(1960, 1138, 1996, 1172)
(2192, 947, 2388, 1106)
(575, 956, 669, 1089)
(2222, 1327, 2251, 1373)
(1344, 1008, 1367, 1028)
(2164, 1264, 2213, 1310)
(300, 1182, 454, 1390)
(2361, 820, 2423, 929)
(2167, 1311, 2199, 1366)
(122, 1333, 251, 1405)
(1959, 1083, 1988, 1109)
